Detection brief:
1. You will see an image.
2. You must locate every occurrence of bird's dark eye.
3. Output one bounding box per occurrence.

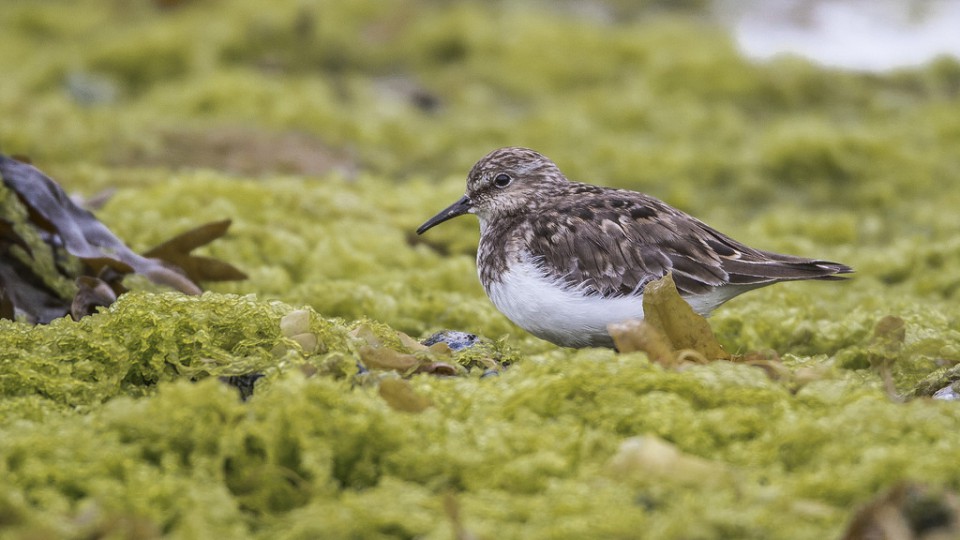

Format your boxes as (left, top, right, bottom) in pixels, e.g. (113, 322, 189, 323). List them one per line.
(493, 173, 512, 188)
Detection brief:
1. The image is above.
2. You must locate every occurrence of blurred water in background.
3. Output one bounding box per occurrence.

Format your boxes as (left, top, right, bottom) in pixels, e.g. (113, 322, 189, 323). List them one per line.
(718, 0, 960, 71)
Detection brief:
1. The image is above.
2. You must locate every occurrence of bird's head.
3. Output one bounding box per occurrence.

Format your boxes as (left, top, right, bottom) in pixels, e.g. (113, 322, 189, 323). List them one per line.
(417, 147, 565, 234)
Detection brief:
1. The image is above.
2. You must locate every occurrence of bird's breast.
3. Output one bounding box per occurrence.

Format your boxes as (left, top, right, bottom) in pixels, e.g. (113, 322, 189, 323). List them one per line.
(480, 254, 646, 348)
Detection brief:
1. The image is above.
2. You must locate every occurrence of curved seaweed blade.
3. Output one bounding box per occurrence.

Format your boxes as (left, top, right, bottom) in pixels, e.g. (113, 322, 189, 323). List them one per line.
(0, 154, 202, 295)
(143, 219, 248, 283)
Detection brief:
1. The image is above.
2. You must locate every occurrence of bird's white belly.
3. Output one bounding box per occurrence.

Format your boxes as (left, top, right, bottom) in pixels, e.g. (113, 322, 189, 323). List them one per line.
(483, 258, 646, 348)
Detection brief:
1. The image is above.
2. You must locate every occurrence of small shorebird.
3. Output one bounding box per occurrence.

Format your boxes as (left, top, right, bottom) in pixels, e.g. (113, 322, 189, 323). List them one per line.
(417, 147, 852, 348)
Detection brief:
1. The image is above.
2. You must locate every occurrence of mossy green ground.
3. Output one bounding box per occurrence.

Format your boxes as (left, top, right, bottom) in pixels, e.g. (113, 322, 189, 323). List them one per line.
(2, 1, 960, 538)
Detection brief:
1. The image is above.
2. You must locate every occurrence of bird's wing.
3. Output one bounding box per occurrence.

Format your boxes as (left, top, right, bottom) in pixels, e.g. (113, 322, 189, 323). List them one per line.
(525, 191, 850, 298)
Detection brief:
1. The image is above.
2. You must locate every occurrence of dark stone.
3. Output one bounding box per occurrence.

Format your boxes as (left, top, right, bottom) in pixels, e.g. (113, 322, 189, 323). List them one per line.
(219, 373, 264, 401)
(421, 330, 479, 351)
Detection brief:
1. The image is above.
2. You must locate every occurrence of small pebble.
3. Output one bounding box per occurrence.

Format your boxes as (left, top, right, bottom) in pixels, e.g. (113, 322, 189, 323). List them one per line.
(280, 309, 312, 337)
(932, 384, 959, 401)
(421, 330, 478, 351)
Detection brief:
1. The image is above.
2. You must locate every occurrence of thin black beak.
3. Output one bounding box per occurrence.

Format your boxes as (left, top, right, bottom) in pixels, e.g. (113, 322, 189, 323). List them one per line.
(416, 195, 473, 235)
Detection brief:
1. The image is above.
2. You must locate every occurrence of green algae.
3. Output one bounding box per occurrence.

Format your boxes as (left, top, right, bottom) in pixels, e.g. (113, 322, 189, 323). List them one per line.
(0, 180, 79, 301)
(3, 316, 959, 538)
(2, 0, 960, 538)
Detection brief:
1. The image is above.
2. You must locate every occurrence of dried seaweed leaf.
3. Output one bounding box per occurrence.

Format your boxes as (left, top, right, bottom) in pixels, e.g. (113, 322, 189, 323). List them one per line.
(72, 187, 116, 211)
(872, 315, 907, 350)
(641, 273, 730, 360)
(0, 155, 202, 295)
(142, 220, 248, 283)
(359, 346, 420, 372)
(739, 350, 791, 381)
(0, 254, 72, 323)
(608, 273, 729, 364)
(841, 483, 960, 540)
(398, 331, 429, 352)
(425, 342, 453, 357)
(868, 316, 907, 402)
(414, 362, 459, 376)
(0, 155, 246, 323)
(0, 284, 13, 320)
(608, 319, 676, 367)
(378, 378, 432, 413)
(607, 435, 729, 486)
(70, 276, 117, 321)
(352, 324, 466, 376)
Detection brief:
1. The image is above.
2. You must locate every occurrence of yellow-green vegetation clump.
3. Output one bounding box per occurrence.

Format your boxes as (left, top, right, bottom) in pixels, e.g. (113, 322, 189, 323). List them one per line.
(2, 0, 960, 538)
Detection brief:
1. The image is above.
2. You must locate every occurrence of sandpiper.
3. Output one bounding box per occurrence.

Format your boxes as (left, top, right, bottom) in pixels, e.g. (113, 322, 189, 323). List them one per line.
(417, 147, 852, 348)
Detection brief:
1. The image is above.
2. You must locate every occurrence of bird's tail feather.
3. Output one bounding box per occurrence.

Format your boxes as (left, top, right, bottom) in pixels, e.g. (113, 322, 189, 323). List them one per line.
(723, 254, 853, 285)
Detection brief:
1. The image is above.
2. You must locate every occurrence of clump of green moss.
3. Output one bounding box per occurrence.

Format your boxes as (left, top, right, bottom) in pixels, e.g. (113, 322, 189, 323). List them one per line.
(0, 293, 282, 409)
(3, 328, 959, 538)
